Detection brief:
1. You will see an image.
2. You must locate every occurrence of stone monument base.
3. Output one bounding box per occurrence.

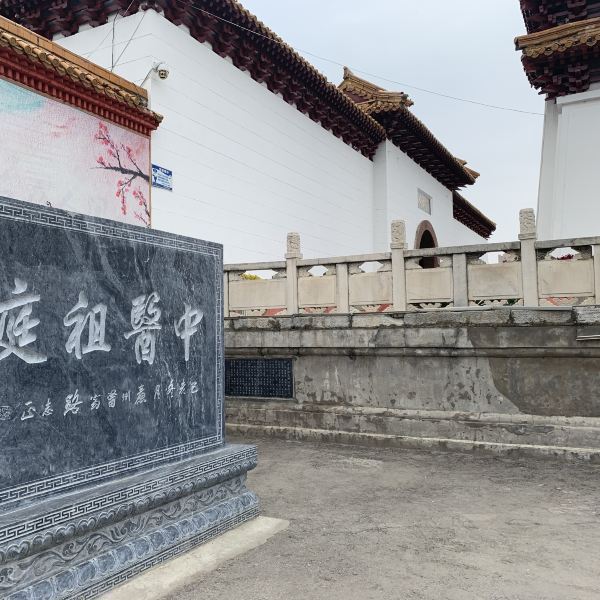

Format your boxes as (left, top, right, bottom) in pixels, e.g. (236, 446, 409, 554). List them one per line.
(1, 444, 259, 600)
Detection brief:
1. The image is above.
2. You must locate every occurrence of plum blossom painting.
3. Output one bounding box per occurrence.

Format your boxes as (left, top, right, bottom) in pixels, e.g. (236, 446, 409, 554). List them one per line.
(0, 77, 151, 226)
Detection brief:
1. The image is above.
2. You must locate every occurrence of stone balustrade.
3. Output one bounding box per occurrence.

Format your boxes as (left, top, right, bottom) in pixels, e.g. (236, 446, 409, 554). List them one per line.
(224, 210, 600, 316)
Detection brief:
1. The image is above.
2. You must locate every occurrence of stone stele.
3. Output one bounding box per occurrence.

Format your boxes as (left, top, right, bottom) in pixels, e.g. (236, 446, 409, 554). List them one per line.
(0, 197, 259, 600)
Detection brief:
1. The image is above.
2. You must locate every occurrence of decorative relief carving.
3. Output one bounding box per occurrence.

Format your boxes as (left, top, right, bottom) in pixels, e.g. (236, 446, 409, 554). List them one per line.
(0, 448, 257, 554)
(286, 232, 302, 259)
(4, 492, 259, 600)
(407, 302, 452, 311)
(470, 298, 522, 307)
(349, 304, 392, 314)
(519, 208, 536, 238)
(0, 477, 251, 591)
(299, 306, 337, 314)
(499, 251, 520, 263)
(390, 220, 407, 249)
(70, 508, 258, 600)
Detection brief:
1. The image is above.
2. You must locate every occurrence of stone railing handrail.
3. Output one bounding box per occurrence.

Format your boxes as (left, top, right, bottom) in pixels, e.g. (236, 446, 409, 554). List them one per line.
(225, 261, 287, 271)
(535, 236, 600, 249)
(403, 241, 521, 258)
(224, 210, 600, 317)
(297, 252, 392, 266)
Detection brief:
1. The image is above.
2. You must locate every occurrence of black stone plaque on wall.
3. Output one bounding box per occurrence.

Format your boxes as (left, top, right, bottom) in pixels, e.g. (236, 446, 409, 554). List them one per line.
(226, 358, 294, 398)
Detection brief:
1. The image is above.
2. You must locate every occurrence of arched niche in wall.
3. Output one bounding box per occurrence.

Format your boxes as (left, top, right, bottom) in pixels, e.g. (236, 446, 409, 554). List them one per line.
(414, 220, 439, 269)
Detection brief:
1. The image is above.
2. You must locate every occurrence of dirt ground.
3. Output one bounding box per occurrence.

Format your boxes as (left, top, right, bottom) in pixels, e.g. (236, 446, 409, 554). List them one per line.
(169, 437, 600, 600)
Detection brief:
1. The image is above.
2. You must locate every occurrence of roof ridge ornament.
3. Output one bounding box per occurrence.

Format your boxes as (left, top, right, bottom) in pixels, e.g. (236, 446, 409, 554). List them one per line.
(339, 66, 414, 108)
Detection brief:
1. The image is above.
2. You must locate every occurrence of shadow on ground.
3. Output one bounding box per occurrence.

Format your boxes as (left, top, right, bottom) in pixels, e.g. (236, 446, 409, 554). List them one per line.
(168, 437, 600, 600)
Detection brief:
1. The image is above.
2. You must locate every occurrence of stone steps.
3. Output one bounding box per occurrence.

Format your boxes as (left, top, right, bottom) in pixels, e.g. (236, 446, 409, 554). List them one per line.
(226, 401, 600, 462)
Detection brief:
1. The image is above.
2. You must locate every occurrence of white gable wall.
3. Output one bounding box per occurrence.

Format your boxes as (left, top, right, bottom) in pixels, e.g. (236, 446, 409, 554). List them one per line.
(373, 141, 483, 250)
(57, 9, 485, 262)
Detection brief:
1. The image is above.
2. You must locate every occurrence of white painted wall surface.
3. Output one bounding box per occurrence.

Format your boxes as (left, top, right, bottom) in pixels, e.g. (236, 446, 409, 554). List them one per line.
(58, 10, 374, 262)
(537, 87, 600, 240)
(373, 141, 484, 250)
(57, 9, 485, 262)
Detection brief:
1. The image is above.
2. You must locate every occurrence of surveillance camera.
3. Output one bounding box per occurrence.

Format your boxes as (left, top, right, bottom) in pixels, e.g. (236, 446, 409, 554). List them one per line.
(157, 67, 169, 80)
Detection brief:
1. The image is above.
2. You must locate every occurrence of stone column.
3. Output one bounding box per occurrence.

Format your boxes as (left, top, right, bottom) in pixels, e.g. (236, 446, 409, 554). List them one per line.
(336, 262, 350, 313)
(286, 232, 302, 315)
(390, 220, 407, 312)
(452, 253, 468, 307)
(593, 245, 600, 304)
(519, 208, 539, 307)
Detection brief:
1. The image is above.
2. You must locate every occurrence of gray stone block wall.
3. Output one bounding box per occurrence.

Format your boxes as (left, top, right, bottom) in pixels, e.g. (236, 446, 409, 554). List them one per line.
(225, 308, 600, 456)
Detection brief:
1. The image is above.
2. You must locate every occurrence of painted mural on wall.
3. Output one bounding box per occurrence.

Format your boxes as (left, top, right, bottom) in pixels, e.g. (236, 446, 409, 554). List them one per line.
(0, 78, 150, 226)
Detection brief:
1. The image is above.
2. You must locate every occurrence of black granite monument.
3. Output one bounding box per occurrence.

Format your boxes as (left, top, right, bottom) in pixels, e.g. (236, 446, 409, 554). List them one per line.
(0, 197, 258, 599)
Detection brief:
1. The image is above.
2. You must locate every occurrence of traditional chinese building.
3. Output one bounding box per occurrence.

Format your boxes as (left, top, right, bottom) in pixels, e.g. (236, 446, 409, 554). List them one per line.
(0, 15, 162, 225)
(516, 0, 600, 238)
(0, 0, 495, 262)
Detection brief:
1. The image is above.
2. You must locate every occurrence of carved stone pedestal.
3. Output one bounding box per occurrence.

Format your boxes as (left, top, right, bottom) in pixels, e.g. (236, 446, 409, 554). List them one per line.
(1, 444, 259, 600)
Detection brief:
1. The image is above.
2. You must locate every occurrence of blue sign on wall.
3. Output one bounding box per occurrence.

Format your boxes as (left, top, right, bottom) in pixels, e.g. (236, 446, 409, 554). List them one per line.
(151, 164, 173, 191)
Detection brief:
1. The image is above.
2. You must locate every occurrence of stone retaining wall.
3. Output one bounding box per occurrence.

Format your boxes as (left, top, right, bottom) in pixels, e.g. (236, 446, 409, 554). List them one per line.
(225, 307, 600, 460)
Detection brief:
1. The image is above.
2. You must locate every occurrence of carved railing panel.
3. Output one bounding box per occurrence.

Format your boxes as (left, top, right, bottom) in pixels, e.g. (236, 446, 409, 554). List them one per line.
(228, 268, 287, 317)
(467, 250, 523, 307)
(298, 264, 337, 314)
(405, 256, 453, 310)
(348, 260, 392, 313)
(536, 246, 595, 306)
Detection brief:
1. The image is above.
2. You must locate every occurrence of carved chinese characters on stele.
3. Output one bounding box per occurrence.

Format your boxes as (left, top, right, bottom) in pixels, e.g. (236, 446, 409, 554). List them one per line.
(175, 304, 204, 362)
(0, 280, 206, 426)
(0, 199, 222, 497)
(0, 278, 46, 364)
(64, 291, 111, 359)
(124, 292, 162, 365)
(0, 280, 204, 371)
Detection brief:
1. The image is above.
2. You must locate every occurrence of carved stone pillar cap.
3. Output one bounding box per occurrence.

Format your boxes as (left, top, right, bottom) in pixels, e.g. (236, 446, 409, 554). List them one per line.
(286, 232, 302, 259)
(518, 208, 536, 240)
(390, 220, 407, 250)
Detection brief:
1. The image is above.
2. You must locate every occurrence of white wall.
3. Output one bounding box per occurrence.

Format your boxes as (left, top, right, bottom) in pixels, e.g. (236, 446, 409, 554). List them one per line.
(373, 141, 484, 250)
(537, 86, 600, 240)
(57, 9, 485, 262)
(58, 10, 374, 263)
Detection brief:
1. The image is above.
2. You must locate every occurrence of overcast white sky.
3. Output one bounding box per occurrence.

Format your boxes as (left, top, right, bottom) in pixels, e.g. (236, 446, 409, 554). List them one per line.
(241, 0, 545, 241)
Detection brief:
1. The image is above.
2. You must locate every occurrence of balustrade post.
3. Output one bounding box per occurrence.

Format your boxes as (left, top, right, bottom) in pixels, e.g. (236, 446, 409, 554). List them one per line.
(593, 245, 600, 304)
(452, 253, 468, 307)
(519, 208, 539, 306)
(223, 272, 230, 318)
(336, 263, 350, 313)
(285, 232, 302, 315)
(390, 220, 407, 311)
